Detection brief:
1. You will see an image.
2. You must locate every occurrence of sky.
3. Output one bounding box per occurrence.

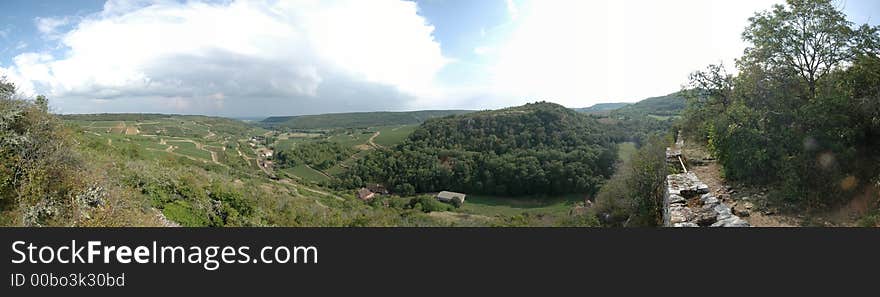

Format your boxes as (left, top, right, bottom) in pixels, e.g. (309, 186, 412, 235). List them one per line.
(0, 0, 878, 116)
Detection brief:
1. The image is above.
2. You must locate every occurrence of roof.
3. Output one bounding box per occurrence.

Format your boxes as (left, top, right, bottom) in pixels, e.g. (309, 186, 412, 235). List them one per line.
(356, 188, 374, 200)
(436, 191, 466, 201)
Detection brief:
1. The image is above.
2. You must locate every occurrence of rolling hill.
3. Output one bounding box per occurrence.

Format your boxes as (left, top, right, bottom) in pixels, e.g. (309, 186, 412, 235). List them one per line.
(613, 92, 685, 117)
(344, 102, 618, 197)
(574, 102, 631, 113)
(260, 110, 473, 130)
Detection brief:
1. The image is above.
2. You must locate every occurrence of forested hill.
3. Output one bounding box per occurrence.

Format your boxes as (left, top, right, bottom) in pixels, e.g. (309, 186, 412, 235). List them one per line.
(260, 110, 473, 129)
(343, 102, 618, 196)
(574, 102, 630, 113)
(613, 92, 685, 117)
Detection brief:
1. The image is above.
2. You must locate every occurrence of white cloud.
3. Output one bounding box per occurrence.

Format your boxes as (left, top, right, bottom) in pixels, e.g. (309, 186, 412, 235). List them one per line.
(35, 16, 73, 37)
(473, 46, 494, 55)
(506, 0, 519, 21)
(3, 0, 798, 114)
(484, 0, 784, 108)
(5, 0, 448, 115)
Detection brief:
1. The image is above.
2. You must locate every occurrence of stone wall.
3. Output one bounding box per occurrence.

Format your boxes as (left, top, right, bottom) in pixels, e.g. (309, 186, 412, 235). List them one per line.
(663, 147, 749, 227)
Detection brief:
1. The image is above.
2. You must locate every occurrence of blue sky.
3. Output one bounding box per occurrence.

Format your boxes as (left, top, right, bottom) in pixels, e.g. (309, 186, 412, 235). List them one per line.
(1, 0, 878, 116)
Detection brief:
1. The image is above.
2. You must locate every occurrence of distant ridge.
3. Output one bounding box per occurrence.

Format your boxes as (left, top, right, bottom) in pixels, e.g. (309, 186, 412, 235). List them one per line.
(260, 110, 473, 129)
(573, 102, 631, 113)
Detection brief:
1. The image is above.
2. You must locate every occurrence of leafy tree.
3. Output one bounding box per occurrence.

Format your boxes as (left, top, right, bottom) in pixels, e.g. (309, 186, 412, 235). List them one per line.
(742, 0, 875, 96)
(682, 0, 880, 208)
(344, 102, 617, 197)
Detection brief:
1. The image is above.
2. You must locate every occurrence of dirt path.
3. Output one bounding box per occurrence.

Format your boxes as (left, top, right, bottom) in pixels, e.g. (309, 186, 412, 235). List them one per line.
(277, 178, 345, 201)
(368, 131, 382, 148)
(682, 144, 799, 227)
(165, 138, 220, 164)
(305, 164, 333, 179)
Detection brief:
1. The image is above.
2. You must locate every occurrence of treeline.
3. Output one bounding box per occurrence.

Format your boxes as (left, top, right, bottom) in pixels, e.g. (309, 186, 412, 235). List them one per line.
(276, 141, 354, 170)
(339, 102, 618, 197)
(680, 0, 880, 208)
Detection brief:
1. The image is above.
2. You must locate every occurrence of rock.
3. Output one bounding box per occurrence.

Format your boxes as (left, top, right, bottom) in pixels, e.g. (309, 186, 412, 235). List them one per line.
(673, 222, 699, 227)
(733, 201, 753, 217)
(711, 216, 750, 227)
(693, 209, 718, 226)
(76, 186, 106, 208)
(668, 194, 687, 205)
(739, 196, 750, 201)
(696, 183, 710, 194)
(702, 196, 720, 206)
(714, 203, 732, 216)
(669, 206, 694, 224)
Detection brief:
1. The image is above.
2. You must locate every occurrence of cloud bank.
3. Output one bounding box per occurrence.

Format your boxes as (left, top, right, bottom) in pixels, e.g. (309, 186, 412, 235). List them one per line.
(1, 0, 792, 115)
(1, 0, 447, 116)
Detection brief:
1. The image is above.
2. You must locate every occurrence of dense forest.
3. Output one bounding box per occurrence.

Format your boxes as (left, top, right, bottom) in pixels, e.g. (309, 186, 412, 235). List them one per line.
(680, 0, 880, 212)
(339, 102, 618, 196)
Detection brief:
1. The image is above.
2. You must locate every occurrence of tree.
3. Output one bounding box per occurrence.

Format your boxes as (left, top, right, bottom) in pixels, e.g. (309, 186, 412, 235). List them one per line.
(35, 95, 48, 112)
(742, 0, 877, 96)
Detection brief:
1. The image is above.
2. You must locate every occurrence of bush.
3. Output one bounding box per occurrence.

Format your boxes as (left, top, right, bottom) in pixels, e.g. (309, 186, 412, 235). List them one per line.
(595, 135, 668, 227)
(407, 196, 453, 213)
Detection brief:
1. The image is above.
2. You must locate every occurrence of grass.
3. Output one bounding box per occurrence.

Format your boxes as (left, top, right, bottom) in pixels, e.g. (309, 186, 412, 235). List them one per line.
(274, 138, 309, 151)
(162, 200, 211, 227)
(373, 125, 417, 147)
(168, 141, 212, 160)
(327, 130, 374, 148)
(646, 114, 680, 121)
(283, 165, 330, 183)
(458, 194, 583, 217)
(617, 142, 637, 163)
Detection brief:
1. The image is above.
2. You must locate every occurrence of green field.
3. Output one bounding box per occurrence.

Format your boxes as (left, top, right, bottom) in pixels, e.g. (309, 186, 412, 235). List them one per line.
(282, 165, 331, 183)
(167, 141, 212, 160)
(373, 125, 417, 147)
(617, 142, 637, 163)
(459, 194, 583, 216)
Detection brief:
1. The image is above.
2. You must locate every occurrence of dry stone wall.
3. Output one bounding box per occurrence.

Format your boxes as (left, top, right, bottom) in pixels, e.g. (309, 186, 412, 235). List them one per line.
(663, 147, 749, 227)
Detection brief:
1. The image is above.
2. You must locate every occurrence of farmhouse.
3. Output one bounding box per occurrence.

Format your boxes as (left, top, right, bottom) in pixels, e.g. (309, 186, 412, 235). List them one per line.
(435, 191, 466, 204)
(356, 188, 375, 201)
(366, 184, 389, 195)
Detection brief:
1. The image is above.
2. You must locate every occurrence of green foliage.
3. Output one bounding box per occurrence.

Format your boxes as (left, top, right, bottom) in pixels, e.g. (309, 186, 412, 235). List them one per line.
(613, 93, 686, 117)
(344, 102, 617, 197)
(162, 200, 211, 227)
(682, 0, 880, 208)
(574, 102, 631, 113)
(595, 136, 668, 227)
(276, 140, 354, 170)
(407, 196, 454, 213)
(0, 77, 86, 226)
(556, 213, 601, 227)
